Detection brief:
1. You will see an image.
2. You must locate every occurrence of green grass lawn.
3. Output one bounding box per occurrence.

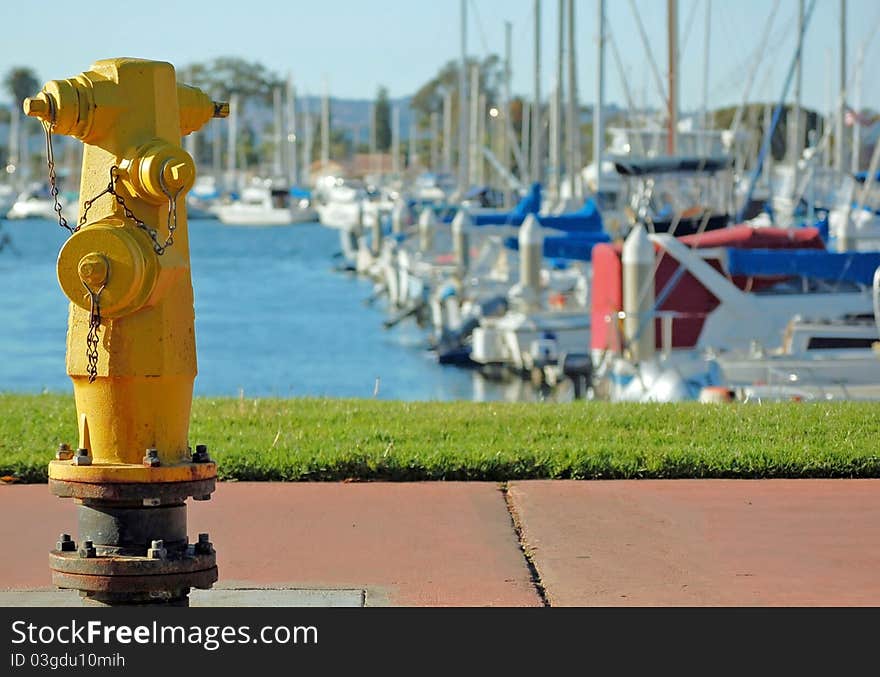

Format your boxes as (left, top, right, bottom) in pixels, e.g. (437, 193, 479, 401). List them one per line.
(1, 393, 879, 482)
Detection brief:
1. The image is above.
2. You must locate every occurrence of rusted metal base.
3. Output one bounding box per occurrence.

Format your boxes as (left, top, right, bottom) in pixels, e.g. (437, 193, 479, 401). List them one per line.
(50, 542, 217, 606)
(50, 477, 215, 502)
(50, 469, 217, 606)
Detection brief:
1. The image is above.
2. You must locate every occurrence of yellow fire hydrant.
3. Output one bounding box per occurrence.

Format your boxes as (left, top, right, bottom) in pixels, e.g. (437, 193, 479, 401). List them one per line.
(24, 58, 228, 606)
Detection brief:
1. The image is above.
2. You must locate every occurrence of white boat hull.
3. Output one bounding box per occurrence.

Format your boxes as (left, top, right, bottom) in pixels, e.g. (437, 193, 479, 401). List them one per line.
(215, 205, 315, 226)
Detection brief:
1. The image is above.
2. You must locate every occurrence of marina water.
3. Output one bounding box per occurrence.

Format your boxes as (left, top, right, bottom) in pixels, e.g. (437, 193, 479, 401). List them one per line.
(0, 219, 556, 402)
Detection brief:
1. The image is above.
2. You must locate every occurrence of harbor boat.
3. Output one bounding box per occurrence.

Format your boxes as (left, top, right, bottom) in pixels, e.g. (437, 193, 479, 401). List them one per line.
(714, 314, 880, 400)
(6, 184, 78, 221)
(361, 185, 396, 231)
(591, 223, 880, 401)
(316, 180, 366, 230)
(611, 155, 735, 238)
(465, 214, 599, 387)
(827, 170, 880, 251)
(215, 179, 317, 226)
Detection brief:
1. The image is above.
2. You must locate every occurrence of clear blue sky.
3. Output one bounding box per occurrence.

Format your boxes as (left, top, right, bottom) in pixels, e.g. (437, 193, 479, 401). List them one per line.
(3, 0, 879, 114)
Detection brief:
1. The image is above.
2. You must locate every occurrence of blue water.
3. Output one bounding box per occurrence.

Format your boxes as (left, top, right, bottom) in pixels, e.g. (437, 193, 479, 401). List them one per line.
(0, 218, 517, 401)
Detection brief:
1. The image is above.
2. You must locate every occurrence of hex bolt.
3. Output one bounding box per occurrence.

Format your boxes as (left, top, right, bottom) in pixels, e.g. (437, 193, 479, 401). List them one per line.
(56, 533, 76, 552)
(192, 444, 211, 463)
(142, 448, 161, 468)
(147, 539, 168, 560)
(72, 448, 91, 466)
(55, 443, 73, 461)
(78, 540, 96, 558)
(194, 533, 214, 555)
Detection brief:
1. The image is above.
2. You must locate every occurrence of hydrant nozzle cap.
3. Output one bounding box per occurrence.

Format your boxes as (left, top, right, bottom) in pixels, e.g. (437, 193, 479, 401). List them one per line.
(78, 253, 109, 289)
(213, 101, 229, 118)
(23, 93, 51, 121)
(163, 160, 194, 192)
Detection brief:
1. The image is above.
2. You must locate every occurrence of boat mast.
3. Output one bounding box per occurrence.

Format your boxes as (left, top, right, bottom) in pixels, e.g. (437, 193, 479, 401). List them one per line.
(478, 92, 487, 185)
(211, 95, 222, 185)
(392, 104, 400, 177)
(443, 90, 453, 174)
(226, 92, 238, 193)
(531, 0, 542, 186)
(551, 0, 563, 202)
(369, 102, 377, 179)
(286, 76, 298, 187)
(409, 106, 418, 172)
(458, 0, 469, 194)
(272, 85, 283, 180)
(321, 78, 330, 173)
(666, 0, 678, 156)
(790, 0, 804, 188)
(469, 63, 480, 187)
(430, 111, 440, 173)
(851, 44, 864, 173)
(627, 0, 668, 112)
(565, 0, 580, 199)
(302, 96, 313, 187)
(592, 0, 604, 198)
(824, 48, 832, 168)
(835, 0, 847, 171)
(7, 102, 19, 187)
(700, 0, 711, 156)
(502, 19, 513, 206)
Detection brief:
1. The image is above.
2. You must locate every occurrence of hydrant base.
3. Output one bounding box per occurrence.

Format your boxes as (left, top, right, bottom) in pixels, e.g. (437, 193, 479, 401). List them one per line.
(50, 478, 215, 503)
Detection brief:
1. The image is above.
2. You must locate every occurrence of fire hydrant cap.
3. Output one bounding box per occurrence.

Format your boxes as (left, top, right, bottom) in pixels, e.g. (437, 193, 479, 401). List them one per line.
(57, 219, 159, 319)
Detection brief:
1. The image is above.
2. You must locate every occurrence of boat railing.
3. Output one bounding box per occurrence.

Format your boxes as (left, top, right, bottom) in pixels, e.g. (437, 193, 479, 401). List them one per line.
(604, 309, 711, 360)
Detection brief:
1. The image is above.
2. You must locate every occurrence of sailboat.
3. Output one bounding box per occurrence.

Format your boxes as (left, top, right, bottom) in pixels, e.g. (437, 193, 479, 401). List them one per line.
(215, 84, 317, 226)
(215, 177, 316, 226)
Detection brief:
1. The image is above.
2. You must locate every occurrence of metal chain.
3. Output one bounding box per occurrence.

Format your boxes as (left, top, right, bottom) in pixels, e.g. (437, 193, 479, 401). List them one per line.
(77, 165, 181, 256)
(43, 122, 181, 255)
(42, 119, 77, 234)
(42, 116, 184, 382)
(82, 280, 106, 383)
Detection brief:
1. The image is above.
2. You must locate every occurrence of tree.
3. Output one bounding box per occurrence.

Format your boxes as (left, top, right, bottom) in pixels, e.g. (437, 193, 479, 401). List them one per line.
(410, 56, 503, 130)
(375, 86, 391, 151)
(713, 103, 821, 162)
(183, 57, 281, 104)
(408, 56, 503, 172)
(4, 67, 39, 106)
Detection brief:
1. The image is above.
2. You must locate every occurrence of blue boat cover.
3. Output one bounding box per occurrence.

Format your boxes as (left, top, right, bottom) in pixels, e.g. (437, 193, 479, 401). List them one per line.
(726, 248, 880, 286)
(538, 198, 604, 233)
(471, 193, 604, 234)
(854, 171, 880, 184)
(471, 183, 542, 225)
(503, 232, 611, 262)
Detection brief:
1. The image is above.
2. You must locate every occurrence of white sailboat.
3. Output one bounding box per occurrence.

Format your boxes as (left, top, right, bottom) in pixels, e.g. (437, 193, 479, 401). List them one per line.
(6, 183, 78, 221)
(215, 178, 316, 226)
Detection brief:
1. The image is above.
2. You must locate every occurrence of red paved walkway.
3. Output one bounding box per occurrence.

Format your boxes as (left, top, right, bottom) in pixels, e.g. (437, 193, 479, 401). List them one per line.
(2, 480, 879, 606)
(508, 479, 880, 606)
(0, 482, 538, 607)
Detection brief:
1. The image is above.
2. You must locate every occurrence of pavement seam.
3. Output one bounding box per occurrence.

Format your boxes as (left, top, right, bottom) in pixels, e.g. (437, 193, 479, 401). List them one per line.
(500, 482, 550, 607)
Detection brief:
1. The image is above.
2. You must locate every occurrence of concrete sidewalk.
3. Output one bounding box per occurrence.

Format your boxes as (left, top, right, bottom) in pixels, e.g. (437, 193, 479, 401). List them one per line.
(1, 480, 879, 606)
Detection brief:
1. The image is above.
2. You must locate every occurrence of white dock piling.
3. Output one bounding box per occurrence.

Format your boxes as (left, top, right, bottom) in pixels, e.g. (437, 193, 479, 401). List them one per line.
(622, 224, 655, 362)
(518, 214, 543, 309)
(418, 207, 436, 253)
